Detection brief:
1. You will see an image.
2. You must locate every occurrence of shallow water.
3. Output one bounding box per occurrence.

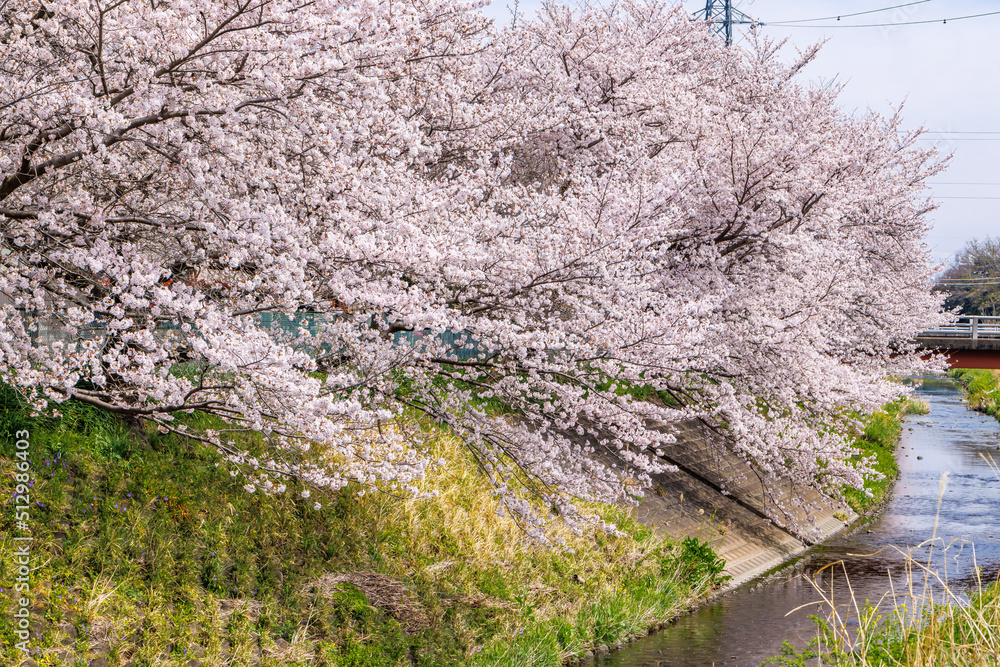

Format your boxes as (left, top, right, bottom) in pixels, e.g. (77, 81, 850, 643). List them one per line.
(593, 377, 1000, 667)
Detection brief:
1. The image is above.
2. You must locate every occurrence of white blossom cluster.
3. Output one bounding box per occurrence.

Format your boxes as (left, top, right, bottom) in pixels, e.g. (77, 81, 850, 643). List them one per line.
(0, 0, 948, 537)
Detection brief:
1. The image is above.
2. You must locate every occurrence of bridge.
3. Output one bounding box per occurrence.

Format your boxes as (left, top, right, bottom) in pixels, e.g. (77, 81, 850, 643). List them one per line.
(917, 316, 1000, 370)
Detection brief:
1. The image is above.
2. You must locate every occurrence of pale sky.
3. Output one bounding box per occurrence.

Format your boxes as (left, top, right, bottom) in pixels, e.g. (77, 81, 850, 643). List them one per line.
(483, 0, 1000, 269)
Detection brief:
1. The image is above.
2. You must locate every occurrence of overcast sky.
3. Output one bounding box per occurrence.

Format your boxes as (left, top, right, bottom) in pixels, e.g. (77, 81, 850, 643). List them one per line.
(482, 0, 1000, 268)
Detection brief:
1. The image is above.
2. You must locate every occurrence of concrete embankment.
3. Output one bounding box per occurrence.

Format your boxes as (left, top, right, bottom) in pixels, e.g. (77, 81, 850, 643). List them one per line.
(635, 420, 856, 588)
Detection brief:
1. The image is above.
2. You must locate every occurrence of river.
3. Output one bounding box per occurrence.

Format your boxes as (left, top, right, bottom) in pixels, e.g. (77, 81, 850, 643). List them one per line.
(591, 376, 1000, 666)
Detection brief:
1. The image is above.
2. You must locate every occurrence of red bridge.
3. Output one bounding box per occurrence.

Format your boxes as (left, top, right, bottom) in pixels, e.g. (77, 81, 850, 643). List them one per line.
(917, 316, 1000, 370)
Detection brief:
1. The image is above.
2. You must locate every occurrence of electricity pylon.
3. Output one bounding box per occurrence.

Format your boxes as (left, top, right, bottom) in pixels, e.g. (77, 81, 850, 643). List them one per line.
(693, 0, 755, 46)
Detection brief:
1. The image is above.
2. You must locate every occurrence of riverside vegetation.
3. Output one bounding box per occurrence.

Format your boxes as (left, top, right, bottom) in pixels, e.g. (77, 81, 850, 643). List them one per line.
(843, 397, 931, 516)
(0, 0, 961, 663)
(0, 385, 728, 667)
(766, 374, 1000, 666)
(0, 381, 929, 667)
(951, 368, 1000, 420)
(766, 556, 1000, 667)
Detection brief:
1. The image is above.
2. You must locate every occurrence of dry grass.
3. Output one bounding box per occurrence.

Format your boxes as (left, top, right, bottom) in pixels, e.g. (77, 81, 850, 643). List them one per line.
(304, 572, 430, 632)
(379, 429, 695, 625)
(775, 463, 1000, 666)
(216, 598, 263, 621)
(0, 393, 719, 667)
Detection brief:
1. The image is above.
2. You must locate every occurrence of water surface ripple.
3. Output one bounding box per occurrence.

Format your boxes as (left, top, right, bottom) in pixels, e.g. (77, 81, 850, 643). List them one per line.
(593, 377, 1000, 666)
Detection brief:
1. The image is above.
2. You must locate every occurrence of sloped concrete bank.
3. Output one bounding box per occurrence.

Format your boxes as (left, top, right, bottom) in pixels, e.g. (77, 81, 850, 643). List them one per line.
(568, 419, 857, 665)
(636, 419, 857, 590)
(583, 377, 1000, 666)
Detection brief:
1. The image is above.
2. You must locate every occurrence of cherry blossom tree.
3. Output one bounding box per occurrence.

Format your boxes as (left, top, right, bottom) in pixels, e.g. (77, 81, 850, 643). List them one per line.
(0, 0, 947, 538)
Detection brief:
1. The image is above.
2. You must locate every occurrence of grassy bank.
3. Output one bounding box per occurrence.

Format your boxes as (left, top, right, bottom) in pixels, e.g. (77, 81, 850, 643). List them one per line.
(766, 377, 1000, 666)
(0, 386, 725, 667)
(768, 467, 1000, 667)
(842, 397, 929, 516)
(766, 567, 1000, 666)
(950, 368, 1000, 419)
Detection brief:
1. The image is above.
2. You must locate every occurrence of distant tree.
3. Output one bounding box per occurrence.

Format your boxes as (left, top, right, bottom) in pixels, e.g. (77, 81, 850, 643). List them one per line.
(936, 237, 1000, 315)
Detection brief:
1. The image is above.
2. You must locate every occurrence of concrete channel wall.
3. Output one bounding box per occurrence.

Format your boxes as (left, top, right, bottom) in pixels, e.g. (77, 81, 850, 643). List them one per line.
(634, 420, 856, 588)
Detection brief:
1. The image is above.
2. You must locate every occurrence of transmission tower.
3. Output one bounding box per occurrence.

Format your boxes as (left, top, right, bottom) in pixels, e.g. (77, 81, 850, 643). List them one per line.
(693, 0, 755, 47)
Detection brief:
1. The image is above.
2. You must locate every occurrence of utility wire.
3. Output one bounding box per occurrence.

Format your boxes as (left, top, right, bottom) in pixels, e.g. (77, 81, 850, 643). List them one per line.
(770, 1, 933, 25)
(765, 10, 1000, 29)
(898, 131, 1000, 136)
(937, 277, 1000, 281)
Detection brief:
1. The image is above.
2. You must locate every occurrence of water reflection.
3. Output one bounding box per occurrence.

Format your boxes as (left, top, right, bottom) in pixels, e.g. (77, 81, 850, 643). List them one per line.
(595, 378, 1000, 666)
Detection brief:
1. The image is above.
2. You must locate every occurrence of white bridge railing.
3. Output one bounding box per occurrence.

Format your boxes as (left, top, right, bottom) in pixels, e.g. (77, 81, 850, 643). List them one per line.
(919, 316, 1000, 340)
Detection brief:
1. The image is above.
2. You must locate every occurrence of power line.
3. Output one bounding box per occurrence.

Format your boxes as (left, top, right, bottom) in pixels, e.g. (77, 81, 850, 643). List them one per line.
(771, 1, 933, 25)
(937, 276, 1000, 281)
(937, 283, 1000, 287)
(764, 10, 1000, 29)
(898, 131, 1000, 135)
(917, 138, 1000, 141)
(933, 196, 1000, 200)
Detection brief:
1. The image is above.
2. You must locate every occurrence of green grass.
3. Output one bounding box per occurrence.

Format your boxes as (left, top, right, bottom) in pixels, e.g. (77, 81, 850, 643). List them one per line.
(950, 368, 1000, 420)
(765, 570, 1000, 667)
(0, 384, 724, 666)
(842, 397, 929, 516)
(764, 580, 1000, 667)
(766, 482, 1000, 667)
(766, 379, 1000, 666)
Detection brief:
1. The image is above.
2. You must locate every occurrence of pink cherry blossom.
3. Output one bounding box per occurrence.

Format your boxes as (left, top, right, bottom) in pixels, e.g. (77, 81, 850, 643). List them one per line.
(0, 0, 948, 538)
